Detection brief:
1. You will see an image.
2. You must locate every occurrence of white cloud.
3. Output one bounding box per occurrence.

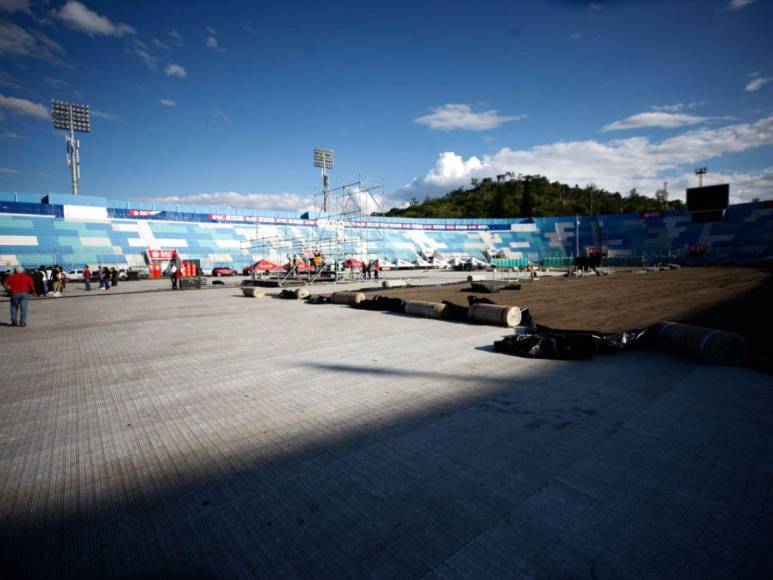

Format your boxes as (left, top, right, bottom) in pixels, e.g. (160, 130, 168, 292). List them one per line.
(0, 166, 18, 173)
(1, 131, 23, 139)
(149, 192, 313, 213)
(422, 152, 483, 187)
(726, 0, 757, 9)
(403, 115, 773, 203)
(0, 0, 30, 13)
(168, 29, 183, 47)
(414, 104, 525, 131)
(0, 20, 65, 63)
(0, 93, 47, 119)
(159, 99, 175, 107)
(745, 76, 771, 92)
(204, 28, 225, 52)
(568, 32, 583, 42)
(602, 112, 713, 132)
(54, 1, 135, 37)
(212, 109, 230, 123)
(650, 102, 702, 113)
(126, 38, 156, 70)
(151, 38, 171, 50)
(92, 110, 116, 120)
(164, 63, 186, 78)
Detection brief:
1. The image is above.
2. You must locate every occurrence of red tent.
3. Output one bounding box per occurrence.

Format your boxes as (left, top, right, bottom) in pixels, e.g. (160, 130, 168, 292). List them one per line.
(252, 259, 283, 271)
(345, 258, 363, 270)
(283, 260, 310, 272)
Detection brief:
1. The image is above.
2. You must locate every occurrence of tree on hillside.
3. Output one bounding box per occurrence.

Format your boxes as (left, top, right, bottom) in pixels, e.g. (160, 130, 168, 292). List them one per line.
(375, 174, 683, 219)
(520, 177, 533, 217)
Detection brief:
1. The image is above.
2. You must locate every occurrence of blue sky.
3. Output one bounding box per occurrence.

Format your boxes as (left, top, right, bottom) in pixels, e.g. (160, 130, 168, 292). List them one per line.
(0, 0, 771, 211)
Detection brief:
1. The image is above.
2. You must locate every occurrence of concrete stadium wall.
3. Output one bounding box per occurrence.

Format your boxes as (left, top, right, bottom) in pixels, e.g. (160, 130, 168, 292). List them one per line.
(0, 193, 771, 269)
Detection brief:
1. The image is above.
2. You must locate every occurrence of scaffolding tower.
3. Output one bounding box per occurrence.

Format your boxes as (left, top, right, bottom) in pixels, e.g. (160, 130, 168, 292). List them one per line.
(240, 174, 386, 285)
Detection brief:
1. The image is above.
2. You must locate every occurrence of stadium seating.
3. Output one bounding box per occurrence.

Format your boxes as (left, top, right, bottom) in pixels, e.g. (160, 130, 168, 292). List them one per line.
(0, 192, 771, 270)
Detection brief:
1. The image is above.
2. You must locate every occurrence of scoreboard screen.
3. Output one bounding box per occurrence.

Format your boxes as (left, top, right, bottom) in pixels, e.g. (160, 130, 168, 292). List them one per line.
(686, 184, 729, 212)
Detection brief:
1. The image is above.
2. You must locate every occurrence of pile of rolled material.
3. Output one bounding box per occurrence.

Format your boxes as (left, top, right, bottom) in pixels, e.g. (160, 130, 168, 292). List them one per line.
(655, 321, 747, 365)
(404, 300, 448, 320)
(382, 279, 407, 288)
(242, 287, 265, 298)
(468, 303, 522, 327)
(329, 291, 366, 306)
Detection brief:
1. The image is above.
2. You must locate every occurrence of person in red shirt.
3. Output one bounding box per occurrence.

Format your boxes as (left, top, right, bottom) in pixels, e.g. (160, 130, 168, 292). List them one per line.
(3, 266, 35, 327)
(83, 265, 92, 292)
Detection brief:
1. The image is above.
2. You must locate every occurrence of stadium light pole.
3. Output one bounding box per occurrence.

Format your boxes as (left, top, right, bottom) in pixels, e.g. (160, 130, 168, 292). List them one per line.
(575, 214, 580, 259)
(51, 100, 91, 196)
(695, 167, 707, 188)
(313, 147, 335, 212)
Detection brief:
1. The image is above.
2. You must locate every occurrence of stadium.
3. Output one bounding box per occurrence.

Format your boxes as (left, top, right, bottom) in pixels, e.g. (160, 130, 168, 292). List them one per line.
(1, 191, 771, 272)
(2, 1, 773, 578)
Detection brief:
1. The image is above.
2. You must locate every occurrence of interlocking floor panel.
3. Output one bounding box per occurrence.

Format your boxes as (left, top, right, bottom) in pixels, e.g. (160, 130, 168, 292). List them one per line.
(0, 284, 771, 578)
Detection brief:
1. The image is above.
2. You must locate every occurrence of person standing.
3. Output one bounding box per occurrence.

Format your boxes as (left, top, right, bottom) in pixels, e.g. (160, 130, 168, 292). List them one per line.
(4, 266, 35, 326)
(102, 267, 111, 290)
(170, 264, 178, 290)
(83, 265, 92, 291)
(32, 267, 46, 296)
(51, 267, 62, 297)
(174, 267, 183, 289)
(374, 259, 381, 280)
(110, 267, 118, 287)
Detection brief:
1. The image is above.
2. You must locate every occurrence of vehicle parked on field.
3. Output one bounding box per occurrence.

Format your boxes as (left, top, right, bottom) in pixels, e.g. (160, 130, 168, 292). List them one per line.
(212, 266, 238, 277)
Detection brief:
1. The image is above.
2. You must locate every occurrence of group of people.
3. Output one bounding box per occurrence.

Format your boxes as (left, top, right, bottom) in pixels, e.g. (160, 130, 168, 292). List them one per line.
(84, 266, 120, 291)
(0, 265, 68, 298)
(2, 264, 122, 327)
(360, 259, 382, 280)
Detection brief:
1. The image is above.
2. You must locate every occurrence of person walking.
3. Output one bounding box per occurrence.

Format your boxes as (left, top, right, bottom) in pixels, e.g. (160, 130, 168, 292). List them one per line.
(110, 267, 118, 287)
(374, 259, 381, 280)
(173, 267, 183, 289)
(83, 265, 92, 292)
(4, 266, 35, 326)
(101, 267, 111, 290)
(170, 264, 178, 290)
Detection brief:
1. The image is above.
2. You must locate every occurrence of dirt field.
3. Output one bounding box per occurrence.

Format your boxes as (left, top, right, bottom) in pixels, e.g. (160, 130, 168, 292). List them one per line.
(365, 267, 773, 369)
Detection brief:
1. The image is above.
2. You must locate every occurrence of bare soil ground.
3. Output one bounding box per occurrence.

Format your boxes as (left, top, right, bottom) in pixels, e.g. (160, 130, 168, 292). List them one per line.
(364, 267, 773, 369)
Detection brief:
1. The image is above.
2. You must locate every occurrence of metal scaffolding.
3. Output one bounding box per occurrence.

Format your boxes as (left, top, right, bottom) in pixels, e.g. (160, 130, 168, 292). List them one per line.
(239, 174, 386, 285)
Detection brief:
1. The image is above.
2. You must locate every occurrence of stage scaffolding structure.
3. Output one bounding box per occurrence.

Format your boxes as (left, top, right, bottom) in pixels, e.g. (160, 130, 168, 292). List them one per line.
(240, 175, 386, 285)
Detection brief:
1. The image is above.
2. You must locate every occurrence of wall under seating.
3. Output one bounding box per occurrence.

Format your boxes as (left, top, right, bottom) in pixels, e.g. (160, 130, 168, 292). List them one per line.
(0, 193, 771, 269)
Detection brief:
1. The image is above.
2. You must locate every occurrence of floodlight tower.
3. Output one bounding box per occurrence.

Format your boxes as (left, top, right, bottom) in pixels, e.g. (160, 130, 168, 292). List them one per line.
(313, 147, 335, 212)
(695, 167, 707, 188)
(51, 100, 91, 196)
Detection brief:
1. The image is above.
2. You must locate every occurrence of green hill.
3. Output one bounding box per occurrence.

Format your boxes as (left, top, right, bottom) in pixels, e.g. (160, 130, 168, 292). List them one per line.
(378, 175, 682, 219)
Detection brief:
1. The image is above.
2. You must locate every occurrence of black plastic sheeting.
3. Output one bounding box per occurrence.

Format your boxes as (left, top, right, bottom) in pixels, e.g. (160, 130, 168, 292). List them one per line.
(494, 323, 652, 360)
(278, 289, 299, 299)
(354, 295, 406, 313)
(306, 294, 330, 304)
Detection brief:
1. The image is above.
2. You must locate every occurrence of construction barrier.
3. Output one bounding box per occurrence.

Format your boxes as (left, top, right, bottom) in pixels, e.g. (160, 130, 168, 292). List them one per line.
(656, 322, 747, 365)
(468, 303, 522, 327)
